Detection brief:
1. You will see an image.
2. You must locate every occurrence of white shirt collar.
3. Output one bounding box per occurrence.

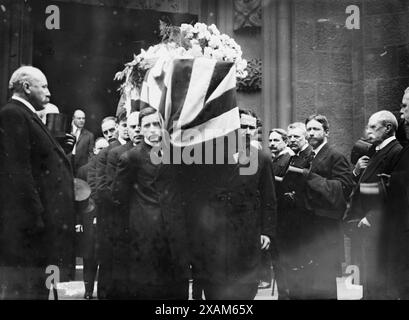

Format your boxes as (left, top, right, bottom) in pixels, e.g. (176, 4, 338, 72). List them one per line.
(118, 137, 127, 145)
(12, 95, 36, 114)
(72, 122, 81, 134)
(313, 139, 327, 156)
(375, 135, 396, 151)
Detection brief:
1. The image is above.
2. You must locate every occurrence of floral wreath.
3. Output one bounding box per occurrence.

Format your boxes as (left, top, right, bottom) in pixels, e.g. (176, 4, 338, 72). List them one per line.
(114, 21, 249, 103)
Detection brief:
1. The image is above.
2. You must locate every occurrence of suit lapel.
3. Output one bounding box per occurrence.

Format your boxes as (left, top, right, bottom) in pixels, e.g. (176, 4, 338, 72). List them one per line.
(360, 140, 399, 182)
(311, 143, 329, 171)
(76, 129, 87, 146)
(14, 102, 71, 167)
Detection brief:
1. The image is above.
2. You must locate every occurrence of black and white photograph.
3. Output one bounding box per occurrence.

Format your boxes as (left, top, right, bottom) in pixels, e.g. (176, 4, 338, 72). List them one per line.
(1, 0, 409, 306)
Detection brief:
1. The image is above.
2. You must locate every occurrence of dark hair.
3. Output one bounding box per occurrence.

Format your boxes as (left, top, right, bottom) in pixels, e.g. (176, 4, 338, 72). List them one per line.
(305, 114, 330, 132)
(239, 108, 258, 119)
(239, 108, 262, 127)
(270, 128, 288, 143)
(139, 106, 158, 125)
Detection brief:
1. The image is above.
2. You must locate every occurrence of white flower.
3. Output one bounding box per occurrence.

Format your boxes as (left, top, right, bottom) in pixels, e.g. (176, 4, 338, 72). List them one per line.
(212, 48, 225, 61)
(117, 21, 248, 93)
(181, 23, 194, 38)
(186, 44, 203, 58)
(208, 24, 220, 36)
(208, 35, 222, 49)
(190, 39, 200, 46)
(194, 22, 208, 35)
(197, 30, 211, 41)
(203, 47, 213, 58)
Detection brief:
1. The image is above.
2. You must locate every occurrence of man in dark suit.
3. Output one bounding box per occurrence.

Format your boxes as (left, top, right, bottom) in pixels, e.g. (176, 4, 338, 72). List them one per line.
(0, 66, 76, 299)
(274, 122, 315, 299)
(105, 111, 140, 298)
(269, 128, 292, 177)
(302, 114, 353, 299)
(259, 128, 291, 290)
(184, 109, 276, 300)
(95, 113, 128, 299)
(345, 110, 402, 299)
(70, 109, 95, 175)
(112, 107, 190, 299)
(386, 141, 409, 299)
(76, 137, 109, 299)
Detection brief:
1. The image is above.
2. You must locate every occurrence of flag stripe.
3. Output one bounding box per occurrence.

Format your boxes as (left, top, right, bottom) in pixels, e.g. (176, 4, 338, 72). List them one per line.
(168, 59, 194, 129)
(171, 107, 240, 147)
(181, 88, 236, 130)
(176, 58, 217, 129)
(204, 61, 234, 102)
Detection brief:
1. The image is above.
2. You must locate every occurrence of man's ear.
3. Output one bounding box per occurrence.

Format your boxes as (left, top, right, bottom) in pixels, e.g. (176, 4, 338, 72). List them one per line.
(22, 81, 30, 94)
(386, 123, 392, 132)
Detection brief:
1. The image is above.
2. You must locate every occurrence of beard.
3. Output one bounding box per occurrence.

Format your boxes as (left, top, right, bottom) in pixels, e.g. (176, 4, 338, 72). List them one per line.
(308, 136, 324, 149)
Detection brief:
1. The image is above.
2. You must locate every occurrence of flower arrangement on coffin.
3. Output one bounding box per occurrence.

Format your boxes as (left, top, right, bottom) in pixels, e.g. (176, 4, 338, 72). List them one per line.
(114, 21, 248, 115)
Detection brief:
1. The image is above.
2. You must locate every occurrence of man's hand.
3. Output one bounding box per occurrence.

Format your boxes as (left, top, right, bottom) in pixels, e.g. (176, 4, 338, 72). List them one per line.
(354, 155, 370, 176)
(56, 133, 76, 154)
(358, 217, 371, 228)
(377, 173, 391, 188)
(260, 235, 271, 250)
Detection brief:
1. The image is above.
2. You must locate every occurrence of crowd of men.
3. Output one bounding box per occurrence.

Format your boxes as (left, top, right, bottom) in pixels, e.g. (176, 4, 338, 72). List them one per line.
(0, 66, 409, 300)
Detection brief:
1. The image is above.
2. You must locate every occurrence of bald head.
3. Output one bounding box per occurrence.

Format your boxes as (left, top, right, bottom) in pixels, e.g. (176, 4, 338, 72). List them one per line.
(366, 110, 398, 145)
(73, 109, 86, 129)
(9, 66, 50, 110)
(94, 137, 109, 155)
(369, 110, 398, 132)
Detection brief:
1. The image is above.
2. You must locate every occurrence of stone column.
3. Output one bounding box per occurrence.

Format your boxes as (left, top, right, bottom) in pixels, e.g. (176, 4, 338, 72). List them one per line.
(261, 0, 293, 146)
(261, 0, 277, 146)
(277, 0, 292, 127)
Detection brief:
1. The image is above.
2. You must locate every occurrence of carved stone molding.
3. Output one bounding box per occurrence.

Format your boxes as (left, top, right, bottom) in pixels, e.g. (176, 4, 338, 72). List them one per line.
(49, 0, 189, 13)
(233, 0, 261, 31)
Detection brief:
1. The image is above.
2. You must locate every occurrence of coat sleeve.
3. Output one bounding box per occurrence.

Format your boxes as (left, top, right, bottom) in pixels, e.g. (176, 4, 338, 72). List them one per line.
(95, 148, 108, 203)
(87, 132, 95, 161)
(389, 146, 409, 231)
(105, 149, 118, 195)
(258, 154, 277, 240)
(306, 152, 354, 217)
(0, 108, 45, 226)
(112, 152, 133, 209)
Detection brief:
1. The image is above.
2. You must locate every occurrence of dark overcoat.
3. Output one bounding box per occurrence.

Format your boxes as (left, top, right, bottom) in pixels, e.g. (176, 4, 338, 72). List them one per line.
(384, 145, 409, 298)
(183, 145, 276, 287)
(277, 144, 315, 266)
(344, 139, 402, 299)
(76, 157, 97, 260)
(0, 99, 76, 298)
(112, 142, 190, 290)
(304, 143, 354, 299)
